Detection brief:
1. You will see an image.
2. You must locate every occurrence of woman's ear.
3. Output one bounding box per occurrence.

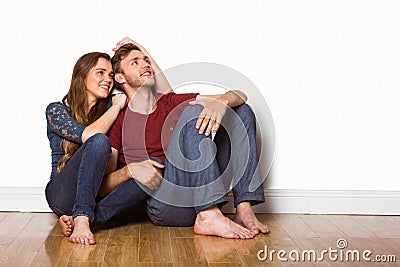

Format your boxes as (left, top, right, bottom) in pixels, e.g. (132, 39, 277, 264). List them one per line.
(115, 73, 125, 84)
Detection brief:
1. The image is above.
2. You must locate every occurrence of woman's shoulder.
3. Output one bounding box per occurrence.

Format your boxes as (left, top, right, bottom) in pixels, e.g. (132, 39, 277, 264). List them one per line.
(46, 101, 67, 113)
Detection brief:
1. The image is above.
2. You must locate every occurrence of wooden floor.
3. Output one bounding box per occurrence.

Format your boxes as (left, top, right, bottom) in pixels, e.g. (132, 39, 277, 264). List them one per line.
(0, 212, 399, 266)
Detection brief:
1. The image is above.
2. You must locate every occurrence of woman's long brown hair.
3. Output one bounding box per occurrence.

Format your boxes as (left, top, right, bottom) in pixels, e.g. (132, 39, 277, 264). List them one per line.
(57, 52, 111, 173)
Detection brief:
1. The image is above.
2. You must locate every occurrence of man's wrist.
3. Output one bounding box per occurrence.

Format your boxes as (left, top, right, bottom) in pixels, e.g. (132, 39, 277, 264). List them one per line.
(123, 165, 132, 179)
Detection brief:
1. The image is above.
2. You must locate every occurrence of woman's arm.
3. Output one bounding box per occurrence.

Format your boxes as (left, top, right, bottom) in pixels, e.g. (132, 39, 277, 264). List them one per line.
(81, 94, 126, 142)
(113, 37, 173, 94)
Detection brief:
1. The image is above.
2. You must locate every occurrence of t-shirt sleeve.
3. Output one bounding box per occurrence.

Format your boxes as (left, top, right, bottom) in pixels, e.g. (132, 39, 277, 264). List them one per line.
(107, 109, 124, 150)
(46, 102, 86, 144)
(167, 92, 199, 108)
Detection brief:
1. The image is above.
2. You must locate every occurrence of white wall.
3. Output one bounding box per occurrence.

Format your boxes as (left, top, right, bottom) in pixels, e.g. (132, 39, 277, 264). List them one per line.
(1, 0, 399, 195)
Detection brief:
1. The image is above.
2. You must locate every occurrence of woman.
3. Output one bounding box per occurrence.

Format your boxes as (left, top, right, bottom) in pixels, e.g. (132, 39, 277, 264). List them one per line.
(45, 52, 127, 245)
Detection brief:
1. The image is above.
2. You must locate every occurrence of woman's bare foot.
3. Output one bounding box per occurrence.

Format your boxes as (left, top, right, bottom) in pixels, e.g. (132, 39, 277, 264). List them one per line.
(233, 202, 270, 235)
(59, 215, 73, 237)
(69, 216, 96, 245)
(194, 205, 255, 239)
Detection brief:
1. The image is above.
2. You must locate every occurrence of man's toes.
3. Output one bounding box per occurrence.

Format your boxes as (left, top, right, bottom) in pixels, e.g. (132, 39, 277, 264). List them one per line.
(252, 229, 260, 235)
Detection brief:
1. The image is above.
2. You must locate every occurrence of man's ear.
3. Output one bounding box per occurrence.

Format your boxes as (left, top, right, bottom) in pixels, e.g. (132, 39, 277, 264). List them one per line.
(115, 73, 125, 84)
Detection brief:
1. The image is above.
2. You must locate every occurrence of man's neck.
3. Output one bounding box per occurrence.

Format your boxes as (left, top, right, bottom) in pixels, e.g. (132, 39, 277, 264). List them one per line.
(125, 86, 156, 114)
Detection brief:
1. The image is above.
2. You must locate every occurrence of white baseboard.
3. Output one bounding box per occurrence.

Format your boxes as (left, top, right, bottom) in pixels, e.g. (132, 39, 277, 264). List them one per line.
(1, 187, 400, 215)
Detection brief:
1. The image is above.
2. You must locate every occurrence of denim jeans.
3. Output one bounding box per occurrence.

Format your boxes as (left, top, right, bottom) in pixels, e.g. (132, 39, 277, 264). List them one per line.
(45, 133, 148, 224)
(146, 104, 265, 226)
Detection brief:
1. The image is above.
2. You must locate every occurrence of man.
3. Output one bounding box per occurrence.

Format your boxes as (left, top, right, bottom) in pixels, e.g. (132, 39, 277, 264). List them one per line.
(101, 38, 269, 239)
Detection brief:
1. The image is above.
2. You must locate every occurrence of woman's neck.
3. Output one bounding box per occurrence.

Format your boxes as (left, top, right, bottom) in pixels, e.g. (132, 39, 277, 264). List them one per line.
(86, 96, 97, 114)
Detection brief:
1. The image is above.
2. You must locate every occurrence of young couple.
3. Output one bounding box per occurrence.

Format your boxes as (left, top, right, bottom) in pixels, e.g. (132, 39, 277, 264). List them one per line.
(45, 37, 269, 245)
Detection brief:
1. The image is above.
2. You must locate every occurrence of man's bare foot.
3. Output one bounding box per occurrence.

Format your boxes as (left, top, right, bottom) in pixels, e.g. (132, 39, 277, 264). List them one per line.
(194, 205, 255, 239)
(234, 202, 270, 235)
(69, 216, 96, 245)
(59, 215, 73, 237)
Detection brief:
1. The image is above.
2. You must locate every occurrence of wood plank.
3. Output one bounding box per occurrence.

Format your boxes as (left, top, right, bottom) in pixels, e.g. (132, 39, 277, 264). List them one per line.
(67, 262, 103, 267)
(173, 256, 208, 267)
(348, 238, 399, 267)
(103, 236, 139, 266)
(169, 226, 194, 238)
(351, 215, 400, 238)
(0, 251, 41, 267)
(68, 228, 110, 262)
(0, 212, 8, 223)
(256, 214, 290, 239)
(0, 212, 33, 250)
(272, 214, 319, 239)
(109, 222, 140, 237)
(208, 263, 244, 267)
(30, 235, 74, 267)
(299, 214, 345, 239)
(170, 237, 208, 266)
(7, 213, 57, 252)
(137, 263, 173, 267)
(197, 235, 242, 264)
(138, 221, 172, 264)
(0, 212, 399, 266)
(383, 238, 400, 253)
(326, 215, 375, 238)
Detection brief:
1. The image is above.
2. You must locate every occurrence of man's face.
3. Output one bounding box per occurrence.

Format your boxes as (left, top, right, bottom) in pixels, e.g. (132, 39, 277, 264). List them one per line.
(119, 50, 154, 89)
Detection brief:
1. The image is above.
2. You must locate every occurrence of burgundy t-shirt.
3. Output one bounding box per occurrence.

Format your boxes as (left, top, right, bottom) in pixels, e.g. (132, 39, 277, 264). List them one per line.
(108, 92, 198, 169)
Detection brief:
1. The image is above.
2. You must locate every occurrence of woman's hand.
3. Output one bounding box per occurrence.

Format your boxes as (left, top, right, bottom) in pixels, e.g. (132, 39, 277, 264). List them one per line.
(112, 93, 127, 110)
(189, 98, 228, 136)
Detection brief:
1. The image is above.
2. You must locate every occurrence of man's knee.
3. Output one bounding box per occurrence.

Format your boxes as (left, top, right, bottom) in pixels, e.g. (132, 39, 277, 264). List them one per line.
(181, 104, 203, 121)
(234, 104, 256, 124)
(147, 201, 196, 227)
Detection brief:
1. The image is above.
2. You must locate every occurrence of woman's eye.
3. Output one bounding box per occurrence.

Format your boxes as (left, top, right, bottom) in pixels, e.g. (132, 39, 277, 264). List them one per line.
(97, 71, 104, 75)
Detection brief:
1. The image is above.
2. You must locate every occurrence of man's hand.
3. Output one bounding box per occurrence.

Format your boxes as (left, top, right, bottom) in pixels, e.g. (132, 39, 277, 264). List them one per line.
(189, 98, 228, 136)
(112, 36, 144, 52)
(127, 159, 164, 190)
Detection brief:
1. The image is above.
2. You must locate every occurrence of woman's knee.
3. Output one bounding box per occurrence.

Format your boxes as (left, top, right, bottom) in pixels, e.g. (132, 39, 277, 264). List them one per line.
(85, 133, 111, 154)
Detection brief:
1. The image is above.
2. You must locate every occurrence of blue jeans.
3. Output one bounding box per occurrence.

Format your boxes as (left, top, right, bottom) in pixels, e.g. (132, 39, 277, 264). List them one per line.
(146, 104, 265, 226)
(45, 133, 148, 224)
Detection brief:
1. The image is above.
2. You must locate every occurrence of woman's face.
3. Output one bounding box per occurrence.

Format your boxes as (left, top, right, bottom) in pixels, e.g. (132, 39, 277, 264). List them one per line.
(85, 58, 114, 101)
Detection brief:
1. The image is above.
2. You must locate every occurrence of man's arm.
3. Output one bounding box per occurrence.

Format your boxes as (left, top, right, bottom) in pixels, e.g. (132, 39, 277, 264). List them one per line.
(99, 148, 131, 196)
(99, 147, 165, 196)
(189, 90, 248, 136)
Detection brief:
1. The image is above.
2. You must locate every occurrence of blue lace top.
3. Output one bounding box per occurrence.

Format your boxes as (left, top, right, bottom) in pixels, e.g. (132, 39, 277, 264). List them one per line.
(46, 102, 86, 179)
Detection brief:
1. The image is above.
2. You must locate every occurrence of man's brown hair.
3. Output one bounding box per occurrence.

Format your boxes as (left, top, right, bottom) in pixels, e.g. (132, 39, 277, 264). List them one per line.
(111, 43, 141, 74)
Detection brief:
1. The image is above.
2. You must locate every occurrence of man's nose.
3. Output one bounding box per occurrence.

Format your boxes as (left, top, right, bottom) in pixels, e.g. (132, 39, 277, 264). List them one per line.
(142, 61, 150, 69)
